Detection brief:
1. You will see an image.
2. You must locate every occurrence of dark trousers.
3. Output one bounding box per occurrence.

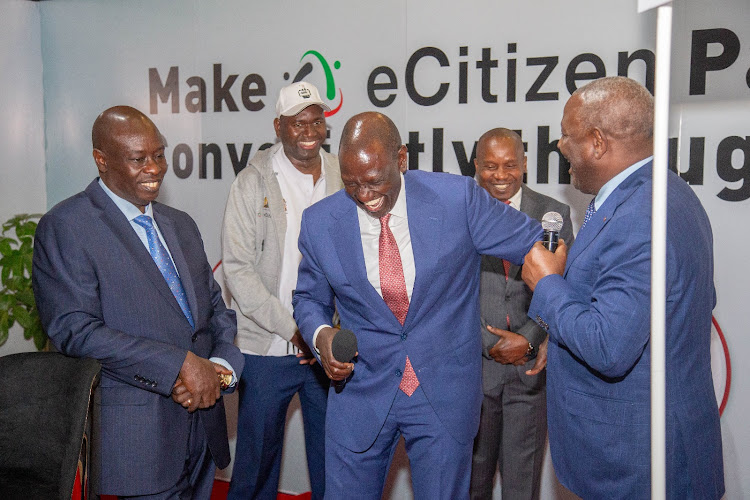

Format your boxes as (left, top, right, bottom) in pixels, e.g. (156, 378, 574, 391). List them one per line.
(470, 374, 547, 500)
(228, 354, 328, 500)
(120, 413, 215, 500)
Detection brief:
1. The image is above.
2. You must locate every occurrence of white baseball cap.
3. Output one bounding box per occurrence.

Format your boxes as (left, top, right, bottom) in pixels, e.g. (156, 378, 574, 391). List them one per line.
(276, 81, 331, 118)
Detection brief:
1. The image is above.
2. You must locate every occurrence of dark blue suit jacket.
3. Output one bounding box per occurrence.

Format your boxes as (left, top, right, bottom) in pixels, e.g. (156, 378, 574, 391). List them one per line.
(293, 171, 542, 452)
(32, 180, 243, 496)
(529, 163, 724, 499)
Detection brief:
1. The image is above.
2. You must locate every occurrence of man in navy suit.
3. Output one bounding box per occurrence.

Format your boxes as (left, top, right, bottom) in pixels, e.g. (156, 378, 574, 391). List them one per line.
(522, 77, 724, 499)
(32, 106, 244, 499)
(292, 112, 542, 499)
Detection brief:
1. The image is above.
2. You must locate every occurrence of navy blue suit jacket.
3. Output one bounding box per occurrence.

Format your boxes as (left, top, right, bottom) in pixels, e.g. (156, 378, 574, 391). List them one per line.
(293, 171, 542, 452)
(32, 180, 243, 496)
(529, 163, 724, 499)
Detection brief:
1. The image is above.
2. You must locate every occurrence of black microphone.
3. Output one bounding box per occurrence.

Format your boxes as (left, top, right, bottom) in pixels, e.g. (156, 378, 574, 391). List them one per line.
(541, 211, 563, 252)
(331, 329, 358, 363)
(331, 329, 358, 393)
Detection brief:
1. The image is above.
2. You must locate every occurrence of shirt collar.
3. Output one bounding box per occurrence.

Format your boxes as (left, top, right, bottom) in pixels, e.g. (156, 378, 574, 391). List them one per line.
(389, 172, 408, 219)
(594, 156, 652, 211)
(98, 178, 154, 221)
(277, 147, 326, 183)
(506, 185, 523, 210)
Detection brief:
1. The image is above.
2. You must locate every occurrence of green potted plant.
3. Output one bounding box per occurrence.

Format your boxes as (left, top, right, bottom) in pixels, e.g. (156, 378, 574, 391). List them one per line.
(0, 213, 48, 350)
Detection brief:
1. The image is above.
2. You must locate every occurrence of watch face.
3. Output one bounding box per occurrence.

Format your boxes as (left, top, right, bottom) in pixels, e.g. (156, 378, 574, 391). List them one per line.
(218, 373, 232, 389)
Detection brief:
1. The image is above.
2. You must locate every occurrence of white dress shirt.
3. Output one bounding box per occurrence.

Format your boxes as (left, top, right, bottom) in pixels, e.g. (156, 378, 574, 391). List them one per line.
(254, 147, 328, 357)
(313, 173, 415, 347)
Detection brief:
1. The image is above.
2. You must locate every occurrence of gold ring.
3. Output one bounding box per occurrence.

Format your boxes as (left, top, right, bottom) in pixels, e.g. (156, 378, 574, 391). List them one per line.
(187, 399, 192, 405)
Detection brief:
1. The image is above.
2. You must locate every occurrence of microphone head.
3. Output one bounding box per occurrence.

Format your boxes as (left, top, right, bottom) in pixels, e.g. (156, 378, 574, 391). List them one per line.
(331, 329, 358, 363)
(541, 211, 563, 232)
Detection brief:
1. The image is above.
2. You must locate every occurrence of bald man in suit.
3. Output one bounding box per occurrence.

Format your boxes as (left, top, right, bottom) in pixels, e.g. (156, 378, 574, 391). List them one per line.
(33, 106, 243, 498)
(470, 129, 573, 500)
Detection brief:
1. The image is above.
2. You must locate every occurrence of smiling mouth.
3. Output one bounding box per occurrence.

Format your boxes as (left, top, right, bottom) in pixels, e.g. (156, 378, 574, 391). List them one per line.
(299, 140, 319, 150)
(363, 196, 385, 212)
(140, 180, 162, 191)
(493, 183, 510, 190)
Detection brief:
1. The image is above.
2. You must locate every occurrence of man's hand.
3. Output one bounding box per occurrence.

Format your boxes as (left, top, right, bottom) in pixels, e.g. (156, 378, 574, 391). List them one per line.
(172, 362, 232, 410)
(316, 327, 355, 381)
(171, 377, 191, 407)
(525, 336, 549, 376)
(521, 239, 568, 291)
(291, 330, 317, 366)
(486, 325, 529, 365)
(176, 351, 222, 412)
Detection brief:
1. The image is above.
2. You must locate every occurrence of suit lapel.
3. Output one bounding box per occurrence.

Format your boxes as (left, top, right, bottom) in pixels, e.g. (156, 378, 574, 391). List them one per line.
(508, 185, 542, 279)
(329, 201, 398, 326)
(565, 162, 652, 275)
(86, 182, 192, 326)
(402, 175, 442, 330)
(154, 207, 198, 329)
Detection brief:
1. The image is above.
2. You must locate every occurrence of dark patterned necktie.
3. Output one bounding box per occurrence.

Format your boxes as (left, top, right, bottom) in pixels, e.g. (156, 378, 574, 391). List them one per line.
(379, 214, 419, 396)
(133, 215, 194, 328)
(581, 198, 596, 230)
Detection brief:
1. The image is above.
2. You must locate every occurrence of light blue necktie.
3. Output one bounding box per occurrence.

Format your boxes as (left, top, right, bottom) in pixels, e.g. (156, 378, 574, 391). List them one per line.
(581, 198, 596, 229)
(133, 215, 194, 328)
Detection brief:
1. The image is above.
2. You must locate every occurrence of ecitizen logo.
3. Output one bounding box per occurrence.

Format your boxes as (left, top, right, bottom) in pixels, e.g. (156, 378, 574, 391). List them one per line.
(284, 50, 343, 117)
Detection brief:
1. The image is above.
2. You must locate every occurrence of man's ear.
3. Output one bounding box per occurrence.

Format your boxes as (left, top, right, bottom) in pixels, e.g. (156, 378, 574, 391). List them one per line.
(591, 128, 608, 159)
(93, 149, 106, 174)
(273, 118, 281, 139)
(397, 145, 408, 173)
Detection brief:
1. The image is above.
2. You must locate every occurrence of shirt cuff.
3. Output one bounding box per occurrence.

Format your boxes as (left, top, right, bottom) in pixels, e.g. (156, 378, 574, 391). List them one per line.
(312, 324, 333, 355)
(209, 357, 237, 387)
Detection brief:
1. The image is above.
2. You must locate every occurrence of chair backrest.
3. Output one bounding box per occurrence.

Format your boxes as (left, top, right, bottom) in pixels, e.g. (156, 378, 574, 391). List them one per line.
(0, 352, 101, 500)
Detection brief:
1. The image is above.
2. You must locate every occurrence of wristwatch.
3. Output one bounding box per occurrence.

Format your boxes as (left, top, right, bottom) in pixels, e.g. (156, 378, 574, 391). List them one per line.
(525, 342, 537, 359)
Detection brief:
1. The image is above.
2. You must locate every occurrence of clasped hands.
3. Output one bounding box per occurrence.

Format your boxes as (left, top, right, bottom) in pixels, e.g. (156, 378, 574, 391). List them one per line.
(486, 325, 549, 376)
(483, 237, 566, 376)
(171, 351, 232, 413)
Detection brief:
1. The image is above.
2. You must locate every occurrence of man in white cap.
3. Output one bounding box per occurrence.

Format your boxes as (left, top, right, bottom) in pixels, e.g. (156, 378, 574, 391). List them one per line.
(222, 81, 342, 499)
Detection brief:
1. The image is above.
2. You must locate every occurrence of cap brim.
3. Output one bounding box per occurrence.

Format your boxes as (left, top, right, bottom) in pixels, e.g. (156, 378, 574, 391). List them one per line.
(279, 101, 331, 117)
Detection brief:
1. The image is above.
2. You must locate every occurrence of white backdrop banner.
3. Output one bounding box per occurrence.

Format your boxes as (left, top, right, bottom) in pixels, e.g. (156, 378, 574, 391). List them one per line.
(36, 0, 749, 497)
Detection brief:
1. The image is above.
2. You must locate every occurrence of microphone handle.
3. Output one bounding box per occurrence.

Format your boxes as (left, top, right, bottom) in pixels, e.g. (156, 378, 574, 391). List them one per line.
(542, 230, 559, 252)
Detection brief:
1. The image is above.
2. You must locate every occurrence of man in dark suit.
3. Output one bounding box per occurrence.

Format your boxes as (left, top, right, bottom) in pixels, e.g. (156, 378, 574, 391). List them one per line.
(522, 77, 724, 499)
(292, 112, 543, 499)
(32, 106, 244, 499)
(470, 129, 573, 500)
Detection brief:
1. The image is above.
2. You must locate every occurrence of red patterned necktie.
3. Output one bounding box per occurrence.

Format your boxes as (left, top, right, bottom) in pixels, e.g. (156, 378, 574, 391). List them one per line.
(501, 200, 512, 329)
(379, 214, 419, 396)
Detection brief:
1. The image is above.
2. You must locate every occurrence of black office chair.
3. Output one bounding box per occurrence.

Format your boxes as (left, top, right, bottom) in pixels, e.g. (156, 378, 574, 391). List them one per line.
(0, 352, 100, 500)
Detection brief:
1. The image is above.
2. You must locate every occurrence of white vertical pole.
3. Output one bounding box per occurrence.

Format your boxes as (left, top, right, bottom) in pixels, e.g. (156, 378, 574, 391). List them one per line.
(651, 5, 672, 500)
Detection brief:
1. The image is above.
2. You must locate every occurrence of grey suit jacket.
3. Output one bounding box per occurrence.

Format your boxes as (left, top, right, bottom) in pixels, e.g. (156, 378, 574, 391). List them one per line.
(480, 185, 573, 391)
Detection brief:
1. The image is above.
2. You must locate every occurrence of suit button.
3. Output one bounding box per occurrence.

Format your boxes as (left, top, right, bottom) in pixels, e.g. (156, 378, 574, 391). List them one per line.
(191, 333, 198, 342)
(400, 334, 407, 341)
(396, 369, 402, 377)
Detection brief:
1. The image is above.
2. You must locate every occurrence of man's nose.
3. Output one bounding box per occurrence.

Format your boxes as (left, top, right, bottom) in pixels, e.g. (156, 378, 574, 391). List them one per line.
(144, 156, 163, 174)
(355, 185, 374, 201)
